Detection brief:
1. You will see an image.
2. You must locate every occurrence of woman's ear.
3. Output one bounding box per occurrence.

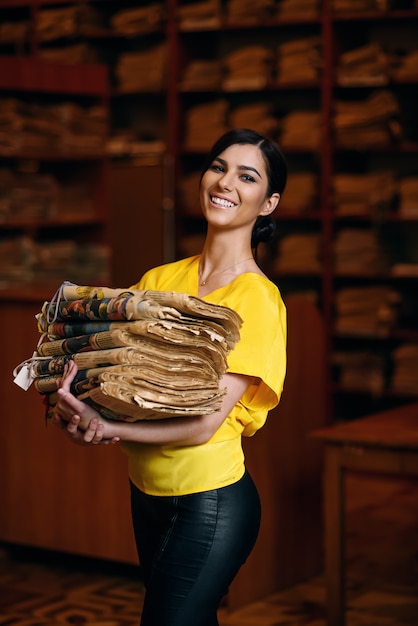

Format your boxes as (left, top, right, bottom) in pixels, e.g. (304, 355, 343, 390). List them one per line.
(259, 193, 280, 216)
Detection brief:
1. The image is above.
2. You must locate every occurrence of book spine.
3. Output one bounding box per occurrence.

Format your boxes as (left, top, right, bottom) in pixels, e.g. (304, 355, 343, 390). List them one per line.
(47, 321, 115, 338)
(46, 296, 134, 322)
(37, 329, 126, 356)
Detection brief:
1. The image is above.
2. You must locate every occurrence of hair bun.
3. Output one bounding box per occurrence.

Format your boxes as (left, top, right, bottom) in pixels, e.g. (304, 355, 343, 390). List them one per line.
(251, 216, 276, 249)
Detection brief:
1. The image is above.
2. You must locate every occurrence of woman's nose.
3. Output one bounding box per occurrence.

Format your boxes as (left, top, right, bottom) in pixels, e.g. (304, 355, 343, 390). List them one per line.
(219, 174, 233, 191)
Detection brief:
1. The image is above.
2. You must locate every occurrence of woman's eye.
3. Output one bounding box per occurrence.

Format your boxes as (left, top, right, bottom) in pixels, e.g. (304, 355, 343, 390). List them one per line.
(210, 164, 224, 173)
(241, 174, 256, 183)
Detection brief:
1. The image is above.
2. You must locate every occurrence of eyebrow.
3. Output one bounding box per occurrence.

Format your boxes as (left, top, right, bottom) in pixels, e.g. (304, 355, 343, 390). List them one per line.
(215, 157, 262, 180)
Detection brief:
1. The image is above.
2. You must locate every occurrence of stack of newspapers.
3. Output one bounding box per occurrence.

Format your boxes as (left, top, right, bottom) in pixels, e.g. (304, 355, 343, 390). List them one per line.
(15, 283, 242, 422)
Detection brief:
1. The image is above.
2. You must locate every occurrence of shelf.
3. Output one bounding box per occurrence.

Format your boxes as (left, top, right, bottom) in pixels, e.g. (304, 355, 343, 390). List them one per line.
(335, 78, 418, 88)
(0, 152, 108, 161)
(178, 16, 322, 33)
(332, 214, 418, 222)
(1, 0, 417, 425)
(331, 8, 418, 22)
(277, 211, 323, 221)
(179, 81, 322, 94)
(332, 142, 418, 154)
(0, 56, 107, 96)
(0, 216, 104, 229)
(171, 1, 418, 423)
(0, 0, 32, 6)
(333, 384, 418, 399)
(333, 272, 418, 281)
(271, 269, 323, 278)
(333, 329, 418, 341)
(0, 54, 111, 292)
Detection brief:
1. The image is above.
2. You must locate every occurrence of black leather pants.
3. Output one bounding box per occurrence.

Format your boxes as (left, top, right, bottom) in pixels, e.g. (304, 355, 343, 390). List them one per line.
(130, 470, 261, 626)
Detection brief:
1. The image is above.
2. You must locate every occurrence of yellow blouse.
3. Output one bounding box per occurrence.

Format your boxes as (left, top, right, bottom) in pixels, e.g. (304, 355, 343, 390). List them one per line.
(121, 255, 287, 496)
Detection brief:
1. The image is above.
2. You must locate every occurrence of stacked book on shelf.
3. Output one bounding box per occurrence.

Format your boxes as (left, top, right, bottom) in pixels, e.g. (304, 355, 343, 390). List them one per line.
(333, 90, 401, 149)
(390, 343, 418, 395)
(225, 0, 276, 23)
(178, 0, 221, 29)
(0, 98, 107, 155)
(115, 43, 167, 92)
(277, 37, 322, 84)
(230, 102, 279, 138)
(184, 100, 229, 151)
(223, 45, 274, 91)
(333, 349, 386, 395)
(274, 233, 321, 273)
(109, 4, 165, 36)
(333, 228, 390, 274)
(398, 176, 418, 218)
(281, 172, 318, 213)
(333, 171, 396, 217)
(0, 238, 110, 286)
(276, 0, 319, 17)
(35, 4, 103, 42)
(334, 285, 401, 336)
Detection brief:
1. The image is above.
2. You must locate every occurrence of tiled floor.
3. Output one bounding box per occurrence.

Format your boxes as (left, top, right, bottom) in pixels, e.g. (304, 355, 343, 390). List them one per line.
(0, 474, 417, 625)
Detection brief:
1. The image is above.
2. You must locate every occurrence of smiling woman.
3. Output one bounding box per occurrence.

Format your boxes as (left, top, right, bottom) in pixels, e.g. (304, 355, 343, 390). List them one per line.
(53, 128, 288, 626)
(196, 130, 286, 295)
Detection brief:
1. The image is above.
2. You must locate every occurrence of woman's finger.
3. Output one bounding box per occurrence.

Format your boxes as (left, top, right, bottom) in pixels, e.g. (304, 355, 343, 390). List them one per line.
(84, 419, 98, 443)
(59, 361, 79, 392)
(66, 414, 81, 436)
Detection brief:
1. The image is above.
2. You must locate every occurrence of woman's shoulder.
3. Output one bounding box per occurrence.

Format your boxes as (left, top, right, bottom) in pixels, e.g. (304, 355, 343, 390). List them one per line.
(232, 272, 282, 301)
(217, 272, 285, 318)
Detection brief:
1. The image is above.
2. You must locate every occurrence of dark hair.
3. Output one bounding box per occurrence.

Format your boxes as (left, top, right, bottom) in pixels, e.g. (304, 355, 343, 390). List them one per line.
(200, 128, 287, 250)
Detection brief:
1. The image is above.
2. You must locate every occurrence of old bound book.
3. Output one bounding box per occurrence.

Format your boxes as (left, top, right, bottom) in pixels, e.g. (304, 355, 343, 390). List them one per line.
(16, 282, 242, 422)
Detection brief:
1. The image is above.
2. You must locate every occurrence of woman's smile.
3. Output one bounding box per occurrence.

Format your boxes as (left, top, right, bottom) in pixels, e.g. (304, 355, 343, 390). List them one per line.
(210, 194, 237, 208)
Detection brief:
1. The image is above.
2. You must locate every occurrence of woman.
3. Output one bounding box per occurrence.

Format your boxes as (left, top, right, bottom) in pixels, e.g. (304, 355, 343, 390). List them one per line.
(53, 128, 288, 626)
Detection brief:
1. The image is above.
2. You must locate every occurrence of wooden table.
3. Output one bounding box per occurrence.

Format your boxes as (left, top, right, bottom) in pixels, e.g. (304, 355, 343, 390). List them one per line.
(312, 402, 418, 626)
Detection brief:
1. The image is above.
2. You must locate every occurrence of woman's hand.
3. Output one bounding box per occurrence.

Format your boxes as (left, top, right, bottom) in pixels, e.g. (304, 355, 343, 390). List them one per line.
(52, 412, 118, 445)
(53, 361, 120, 445)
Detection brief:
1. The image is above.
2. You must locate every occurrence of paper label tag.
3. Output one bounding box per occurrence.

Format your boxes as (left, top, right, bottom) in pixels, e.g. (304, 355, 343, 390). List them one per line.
(13, 364, 35, 391)
(13, 351, 38, 391)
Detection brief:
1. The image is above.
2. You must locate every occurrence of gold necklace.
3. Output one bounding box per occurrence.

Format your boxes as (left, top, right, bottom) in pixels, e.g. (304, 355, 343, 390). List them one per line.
(198, 257, 254, 286)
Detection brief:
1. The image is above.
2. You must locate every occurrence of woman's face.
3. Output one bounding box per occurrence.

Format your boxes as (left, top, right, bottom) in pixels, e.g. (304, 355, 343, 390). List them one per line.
(199, 143, 279, 232)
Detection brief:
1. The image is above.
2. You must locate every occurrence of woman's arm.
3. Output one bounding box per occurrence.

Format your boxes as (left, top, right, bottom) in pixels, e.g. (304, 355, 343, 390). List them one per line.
(53, 361, 251, 447)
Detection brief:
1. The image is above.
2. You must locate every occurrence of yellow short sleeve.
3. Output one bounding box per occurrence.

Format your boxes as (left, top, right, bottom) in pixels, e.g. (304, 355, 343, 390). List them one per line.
(213, 274, 287, 436)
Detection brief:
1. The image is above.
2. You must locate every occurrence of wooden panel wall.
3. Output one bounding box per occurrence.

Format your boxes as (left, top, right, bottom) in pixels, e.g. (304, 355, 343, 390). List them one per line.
(109, 160, 169, 288)
(0, 299, 138, 564)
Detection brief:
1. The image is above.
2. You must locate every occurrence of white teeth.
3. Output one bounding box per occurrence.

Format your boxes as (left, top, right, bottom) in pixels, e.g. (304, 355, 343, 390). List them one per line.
(211, 196, 235, 208)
